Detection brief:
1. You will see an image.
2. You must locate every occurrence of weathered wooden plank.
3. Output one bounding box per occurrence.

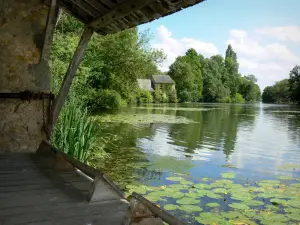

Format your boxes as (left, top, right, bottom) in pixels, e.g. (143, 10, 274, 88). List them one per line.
(51, 27, 93, 127)
(25, 213, 128, 225)
(0, 180, 89, 193)
(67, 0, 100, 17)
(0, 201, 128, 224)
(40, 0, 59, 62)
(89, 0, 155, 31)
(0, 199, 126, 217)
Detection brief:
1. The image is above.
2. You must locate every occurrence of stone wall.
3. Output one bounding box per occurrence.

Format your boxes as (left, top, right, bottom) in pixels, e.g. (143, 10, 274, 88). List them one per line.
(0, 0, 50, 152)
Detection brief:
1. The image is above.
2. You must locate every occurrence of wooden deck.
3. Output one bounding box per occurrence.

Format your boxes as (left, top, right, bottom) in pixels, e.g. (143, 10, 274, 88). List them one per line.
(0, 152, 130, 225)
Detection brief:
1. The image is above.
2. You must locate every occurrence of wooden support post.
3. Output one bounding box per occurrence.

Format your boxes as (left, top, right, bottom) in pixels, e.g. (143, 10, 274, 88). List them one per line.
(41, 0, 59, 62)
(50, 27, 93, 128)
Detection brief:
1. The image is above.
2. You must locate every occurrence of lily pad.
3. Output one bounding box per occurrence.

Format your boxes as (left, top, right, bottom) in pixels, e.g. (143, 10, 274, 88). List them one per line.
(206, 202, 220, 208)
(195, 212, 225, 225)
(179, 205, 203, 212)
(221, 172, 236, 179)
(166, 176, 186, 182)
(287, 199, 300, 208)
(95, 113, 196, 124)
(201, 177, 212, 182)
(229, 203, 250, 210)
(244, 200, 264, 206)
(276, 175, 295, 180)
(164, 204, 178, 211)
(270, 198, 287, 205)
(212, 188, 227, 194)
(286, 213, 300, 221)
(221, 211, 244, 219)
(170, 192, 185, 199)
(194, 183, 210, 189)
(206, 192, 223, 199)
(176, 197, 200, 205)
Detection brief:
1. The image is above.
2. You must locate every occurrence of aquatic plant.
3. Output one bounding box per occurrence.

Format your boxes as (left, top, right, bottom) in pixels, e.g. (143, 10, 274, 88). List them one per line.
(51, 100, 97, 163)
(93, 113, 197, 124)
(125, 172, 300, 225)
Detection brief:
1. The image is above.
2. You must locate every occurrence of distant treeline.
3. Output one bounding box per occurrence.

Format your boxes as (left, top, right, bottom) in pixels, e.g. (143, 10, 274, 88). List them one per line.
(168, 46, 261, 103)
(262, 65, 300, 104)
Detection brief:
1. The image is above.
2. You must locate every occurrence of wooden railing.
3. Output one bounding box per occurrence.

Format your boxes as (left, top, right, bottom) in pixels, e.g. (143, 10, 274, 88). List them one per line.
(37, 140, 187, 225)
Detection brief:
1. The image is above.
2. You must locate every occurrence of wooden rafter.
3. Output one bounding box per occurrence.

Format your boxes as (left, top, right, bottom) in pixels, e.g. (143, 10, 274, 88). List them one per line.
(89, 0, 156, 31)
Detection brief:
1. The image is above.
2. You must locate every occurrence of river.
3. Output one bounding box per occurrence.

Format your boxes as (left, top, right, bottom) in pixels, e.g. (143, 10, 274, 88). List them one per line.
(90, 103, 300, 224)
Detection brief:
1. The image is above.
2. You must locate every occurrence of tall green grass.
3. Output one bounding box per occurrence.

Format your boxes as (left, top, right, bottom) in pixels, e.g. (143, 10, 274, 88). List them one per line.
(51, 100, 97, 163)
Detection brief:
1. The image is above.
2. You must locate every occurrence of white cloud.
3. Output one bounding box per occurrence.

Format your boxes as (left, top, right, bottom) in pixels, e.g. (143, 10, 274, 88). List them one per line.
(227, 29, 300, 89)
(152, 25, 300, 90)
(153, 25, 219, 71)
(256, 26, 300, 43)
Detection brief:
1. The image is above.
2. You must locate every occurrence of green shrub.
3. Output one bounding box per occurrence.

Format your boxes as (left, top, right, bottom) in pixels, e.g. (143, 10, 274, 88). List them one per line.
(51, 100, 97, 163)
(88, 89, 127, 110)
(232, 93, 246, 103)
(218, 96, 232, 103)
(154, 88, 163, 103)
(136, 89, 153, 103)
(167, 87, 178, 103)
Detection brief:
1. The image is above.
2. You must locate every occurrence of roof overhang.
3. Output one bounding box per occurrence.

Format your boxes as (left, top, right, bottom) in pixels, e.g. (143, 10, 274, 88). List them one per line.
(46, 0, 205, 35)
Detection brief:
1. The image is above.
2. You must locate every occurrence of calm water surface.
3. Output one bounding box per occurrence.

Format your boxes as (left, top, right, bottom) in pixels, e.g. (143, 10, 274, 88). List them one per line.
(91, 103, 300, 224)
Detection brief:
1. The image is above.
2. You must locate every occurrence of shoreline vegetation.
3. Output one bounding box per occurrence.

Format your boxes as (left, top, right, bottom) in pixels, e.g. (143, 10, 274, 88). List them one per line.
(50, 11, 299, 163)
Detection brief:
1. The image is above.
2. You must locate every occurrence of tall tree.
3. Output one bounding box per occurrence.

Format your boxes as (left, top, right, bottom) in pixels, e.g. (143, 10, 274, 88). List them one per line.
(168, 56, 194, 102)
(224, 45, 240, 97)
(289, 65, 300, 104)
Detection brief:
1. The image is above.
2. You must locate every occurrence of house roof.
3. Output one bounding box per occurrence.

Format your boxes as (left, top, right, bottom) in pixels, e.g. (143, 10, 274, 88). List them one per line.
(137, 79, 154, 91)
(151, 75, 175, 84)
(52, 0, 205, 35)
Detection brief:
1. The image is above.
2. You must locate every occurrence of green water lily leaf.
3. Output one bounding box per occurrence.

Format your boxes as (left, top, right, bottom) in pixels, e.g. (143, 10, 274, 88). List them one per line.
(284, 207, 299, 214)
(212, 188, 227, 194)
(270, 198, 287, 205)
(194, 183, 210, 189)
(170, 191, 185, 199)
(144, 193, 163, 202)
(95, 113, 196, 124)
(168, 184, 188, 190)
(276, 175, 295, 180)
(244, 200, 264, 206)
(221, 211, 243, 219)
(164, 204, 178, 211)
(201, 177, 212, 182)
(287, 199, 300, 208)
(286, 212, 300, 221)
(166, 176, 185, 182)
(184, 191, 200, 198)
(206, 192, 223, 199)
(176, 197, 200, 205)
(290, 183, 300, 188)
(221, 172, 236, 179)
(196, 189, 209, 196)
(195, 212, 224, 225)
(231, 193, 253, 201)
(206, 202, 220, 208)
(179, 205, 203, 212)
(229, 203, 250, 210)
(180, 180, 193, 185)
(126, 185, 147, 194)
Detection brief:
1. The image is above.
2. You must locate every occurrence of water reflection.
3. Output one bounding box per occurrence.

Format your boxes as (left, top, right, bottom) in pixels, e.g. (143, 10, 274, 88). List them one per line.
(90, 103, 300, 187)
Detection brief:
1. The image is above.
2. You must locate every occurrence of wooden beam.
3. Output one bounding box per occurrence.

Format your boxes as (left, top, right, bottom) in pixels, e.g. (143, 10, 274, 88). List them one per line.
(89, 0, 156, 31)
(40, 0, 59, 62)
(51, 27, 93, 128)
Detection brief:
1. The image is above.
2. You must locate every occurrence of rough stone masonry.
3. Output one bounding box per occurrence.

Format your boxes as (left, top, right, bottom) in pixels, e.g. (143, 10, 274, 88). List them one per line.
(0, 0, 51, 152)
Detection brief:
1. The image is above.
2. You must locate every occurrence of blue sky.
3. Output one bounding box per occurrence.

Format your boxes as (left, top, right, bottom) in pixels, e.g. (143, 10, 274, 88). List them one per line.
(138, 0, 300, 90)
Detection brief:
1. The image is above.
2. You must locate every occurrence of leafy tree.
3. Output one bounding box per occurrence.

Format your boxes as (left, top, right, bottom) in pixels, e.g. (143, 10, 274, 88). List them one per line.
(169, 56, 194, 102)
(239, 76, 261, 102)
(289, 65, 300, 104)
(224, 45, 240, 97)
(202, 55, 230, 102)
(262, 79, 291, 103)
